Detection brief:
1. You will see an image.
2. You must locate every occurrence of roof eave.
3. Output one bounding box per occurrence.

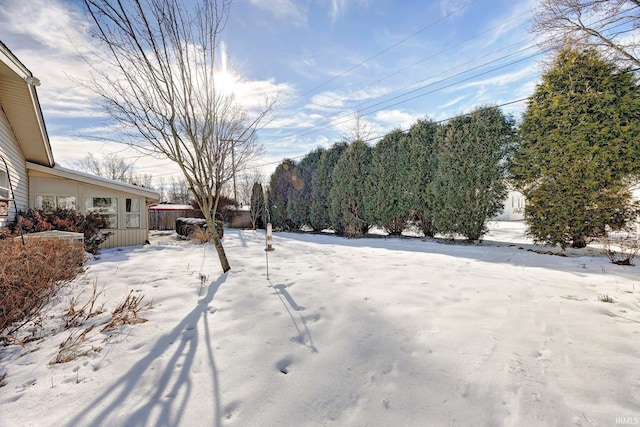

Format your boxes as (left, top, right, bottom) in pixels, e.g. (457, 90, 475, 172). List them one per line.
(27, 162, 160, 201)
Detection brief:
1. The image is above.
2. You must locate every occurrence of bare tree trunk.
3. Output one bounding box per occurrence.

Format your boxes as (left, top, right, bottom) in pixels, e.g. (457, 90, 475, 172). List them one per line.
(78, 0, 275, 273)
(211, 222, 230, 273)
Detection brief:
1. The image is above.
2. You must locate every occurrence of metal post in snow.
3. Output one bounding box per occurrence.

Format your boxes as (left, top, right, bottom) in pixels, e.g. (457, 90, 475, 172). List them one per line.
(264, 208, 274, 280)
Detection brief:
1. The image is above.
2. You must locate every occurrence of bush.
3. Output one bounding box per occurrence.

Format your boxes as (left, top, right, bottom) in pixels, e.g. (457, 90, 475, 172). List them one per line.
(0, 238, 85, 338)
(8, 209, 111, 255)
(599, 232, 639, 266)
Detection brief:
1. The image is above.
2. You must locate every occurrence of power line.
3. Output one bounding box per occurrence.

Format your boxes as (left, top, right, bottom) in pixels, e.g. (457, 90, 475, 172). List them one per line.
(288, 48, 544, 139)
(276, 6, 637, 141)
(288, 0, 481, 105)
(251, 96, 530, 170)
(299, 6, 536, 113)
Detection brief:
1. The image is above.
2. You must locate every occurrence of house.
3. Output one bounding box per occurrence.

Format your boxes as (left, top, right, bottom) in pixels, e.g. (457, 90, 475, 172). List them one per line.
(493, 188, 525, 221)
(0, 41, 158, 248)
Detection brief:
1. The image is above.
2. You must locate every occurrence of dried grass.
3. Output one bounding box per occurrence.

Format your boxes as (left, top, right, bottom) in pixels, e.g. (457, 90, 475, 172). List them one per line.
(63, 279, 105, 329)
(101, 291, 153, 332)
(49, 325, 101, 365)
(188, 226, 214, 244)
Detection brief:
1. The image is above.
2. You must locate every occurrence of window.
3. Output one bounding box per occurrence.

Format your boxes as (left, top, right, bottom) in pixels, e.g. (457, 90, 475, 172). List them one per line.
(86, 197, 118, 228)
(126, 198, 140, 228)
(0, 168, 9, 199)
(35, 195, 76, 212)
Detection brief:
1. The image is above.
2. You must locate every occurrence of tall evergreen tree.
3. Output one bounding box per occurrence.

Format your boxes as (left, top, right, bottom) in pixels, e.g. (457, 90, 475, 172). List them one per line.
(309, 142, 349, 231)
(329, 140, 372, 237)
(249, 182, 265, 230)
(510, 48, 640, 248)
(433, 106, 514, 241)
(365, 129, 412, 235)
(406, 118, 439, 237)
(267, 159, 297, 230)
(287, 148, 324, 228)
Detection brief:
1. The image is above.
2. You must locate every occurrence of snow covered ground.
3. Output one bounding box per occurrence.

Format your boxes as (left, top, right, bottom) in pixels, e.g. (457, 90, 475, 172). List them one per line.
(1, 222, 639, 426)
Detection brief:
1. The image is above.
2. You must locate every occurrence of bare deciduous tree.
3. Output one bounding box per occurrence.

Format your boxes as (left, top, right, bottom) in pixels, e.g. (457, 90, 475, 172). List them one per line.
(238, 169, 263, 207)
(74, 152, 154, 188)
(168, 176, 192, 204)
(79, 0, 275, 272)
(531, 0, 640, 68)
(341, 112, 374, 143)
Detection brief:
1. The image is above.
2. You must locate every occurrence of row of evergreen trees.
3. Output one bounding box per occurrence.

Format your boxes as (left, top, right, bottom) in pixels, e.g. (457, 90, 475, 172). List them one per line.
(262, 107, 515, 241)
(255, 47, 640, 248)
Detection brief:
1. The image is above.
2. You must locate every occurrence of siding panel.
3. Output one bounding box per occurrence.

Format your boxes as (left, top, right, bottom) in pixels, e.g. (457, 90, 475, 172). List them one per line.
(0, 103, 28, 227)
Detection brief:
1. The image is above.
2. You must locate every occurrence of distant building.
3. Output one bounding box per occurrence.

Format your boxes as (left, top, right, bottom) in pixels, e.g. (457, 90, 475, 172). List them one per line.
(493, 189, 525, 221)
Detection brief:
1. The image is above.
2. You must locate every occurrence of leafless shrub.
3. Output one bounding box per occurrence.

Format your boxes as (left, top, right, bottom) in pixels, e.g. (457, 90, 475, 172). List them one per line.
(0, 238, 85, 340)
(49, 325, 101, 365)
(188, 226, 213, 244)
(101, 291, 153, 332)
(599, 232, 639, 266)
(0, 371, 6, 388)
(599, 294, 614, 303)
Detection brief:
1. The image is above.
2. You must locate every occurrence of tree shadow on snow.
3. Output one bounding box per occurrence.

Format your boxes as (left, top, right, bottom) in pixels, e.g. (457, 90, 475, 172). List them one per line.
(66, 274, 227, 427)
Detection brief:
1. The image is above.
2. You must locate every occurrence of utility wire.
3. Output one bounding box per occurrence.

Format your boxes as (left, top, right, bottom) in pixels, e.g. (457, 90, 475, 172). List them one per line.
(290, 0, 480, 103)
(280, 7, 638, 140)
(251, 96, 530, 170)
(300, 6, 536, 112)
(289, 47, 544, 139)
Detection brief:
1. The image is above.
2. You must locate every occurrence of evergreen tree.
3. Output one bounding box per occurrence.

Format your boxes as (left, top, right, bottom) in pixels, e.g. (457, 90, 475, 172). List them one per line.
(329, 140, 372, 237)
(406, 118, 439, 237)
(249, 182, 265, 230)
(365, 129, 412, 235)
(309, 142, 349, 231)
(510, 48, 640, 248)
(267, 159, 297, 230)
(433, 106, 514, 241)
(287, 148, 324, 228)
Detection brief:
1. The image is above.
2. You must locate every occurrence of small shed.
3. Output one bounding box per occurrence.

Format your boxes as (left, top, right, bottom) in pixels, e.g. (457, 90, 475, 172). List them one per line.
(226, 206, 252, 229)
(149, 204, 195, 230)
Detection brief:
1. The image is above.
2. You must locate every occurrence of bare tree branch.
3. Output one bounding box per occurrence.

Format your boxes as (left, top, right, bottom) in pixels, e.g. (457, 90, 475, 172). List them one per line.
(79, 0, 275, 272)
(531, 0, 640, 68)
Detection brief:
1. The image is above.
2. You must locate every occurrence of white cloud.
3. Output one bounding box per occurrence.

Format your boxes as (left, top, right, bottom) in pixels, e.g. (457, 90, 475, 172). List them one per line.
(51, 135, 182, 179)
(439, 95, 467, 110)
(328, 0, 370, 23)
(305, 86, 391, 112)
(438, 0, 470, 18)
(452, 66, 537, 92)
(373, 109, 419, 131)
(249, 0, 307, 25)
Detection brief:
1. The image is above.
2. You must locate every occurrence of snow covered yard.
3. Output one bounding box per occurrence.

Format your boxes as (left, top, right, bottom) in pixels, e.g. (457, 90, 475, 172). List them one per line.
(1, 222, 639, 426)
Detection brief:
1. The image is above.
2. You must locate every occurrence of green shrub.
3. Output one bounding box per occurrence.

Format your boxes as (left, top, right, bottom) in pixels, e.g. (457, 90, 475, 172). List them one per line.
(0, 238, 85, 338)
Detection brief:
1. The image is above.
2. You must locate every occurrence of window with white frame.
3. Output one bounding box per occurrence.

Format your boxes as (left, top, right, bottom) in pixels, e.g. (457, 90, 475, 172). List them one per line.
(125, 198, 140, 228)
(0, 168, 9, 199)
(85, 197, 118, 228)
(35, 195, 76, 212)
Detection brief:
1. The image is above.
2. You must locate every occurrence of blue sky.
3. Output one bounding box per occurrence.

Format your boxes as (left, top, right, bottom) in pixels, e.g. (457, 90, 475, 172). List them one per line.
(0, 0, 541, 180)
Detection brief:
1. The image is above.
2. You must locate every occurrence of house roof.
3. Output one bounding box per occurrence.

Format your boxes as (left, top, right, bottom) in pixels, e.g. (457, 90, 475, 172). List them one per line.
(27, 162, 160, 201)
(0, 41, 54, 167)
(149, 204, 193, 211)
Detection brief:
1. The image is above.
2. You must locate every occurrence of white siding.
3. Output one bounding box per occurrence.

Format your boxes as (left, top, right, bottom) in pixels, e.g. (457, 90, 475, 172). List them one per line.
(494, 190, 525, 221)
(29, 174, 151, 248)
(0, 103, 28, 227)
